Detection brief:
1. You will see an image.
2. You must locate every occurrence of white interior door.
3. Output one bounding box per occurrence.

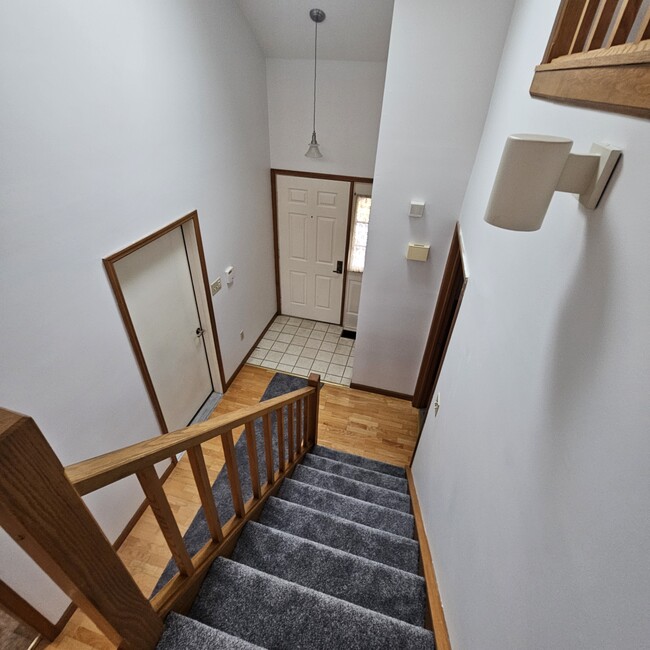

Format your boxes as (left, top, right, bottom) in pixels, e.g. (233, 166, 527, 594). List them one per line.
(277, 175, 350, 323)
(114, 227, 213, 431)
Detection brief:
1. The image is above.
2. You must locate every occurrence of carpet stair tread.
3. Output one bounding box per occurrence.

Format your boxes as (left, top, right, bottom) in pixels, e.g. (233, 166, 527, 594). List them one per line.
(258, 497, 420, 573)
(279, 477, 414, 538)
(156, 612, 265, 650)
(292, 464, 412, 513)
(312, 444, 406, 478)
(302, 453, 409, 494)
(232, 521, 426, 626)
(189, 557, 434, 650)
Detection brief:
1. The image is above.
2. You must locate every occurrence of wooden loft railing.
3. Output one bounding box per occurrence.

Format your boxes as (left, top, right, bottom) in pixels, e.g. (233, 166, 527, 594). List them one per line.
(0, 374, 321, 649)
(530, 0, 650, 117)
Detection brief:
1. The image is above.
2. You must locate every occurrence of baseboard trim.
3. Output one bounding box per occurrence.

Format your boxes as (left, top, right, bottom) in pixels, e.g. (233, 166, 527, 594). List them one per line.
(53, 459, 177, 636)
(350, 382, 413, 401)
(406, 466, 451, 650)
(225, 312, 278, 390)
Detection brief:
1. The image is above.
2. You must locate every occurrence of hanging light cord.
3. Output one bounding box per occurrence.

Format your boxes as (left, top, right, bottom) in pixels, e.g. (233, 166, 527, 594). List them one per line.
(312, 19, 318, 135)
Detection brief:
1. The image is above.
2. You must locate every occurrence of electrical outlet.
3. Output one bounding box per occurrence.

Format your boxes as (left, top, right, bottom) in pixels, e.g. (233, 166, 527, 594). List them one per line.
(211, 278, 222, 295)
(240, 330, 245, 340)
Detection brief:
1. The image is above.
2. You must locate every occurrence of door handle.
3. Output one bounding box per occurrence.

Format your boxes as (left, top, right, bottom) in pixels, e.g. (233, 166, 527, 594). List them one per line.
(196, 327, 205, 338)
(333, 260, 343, 274)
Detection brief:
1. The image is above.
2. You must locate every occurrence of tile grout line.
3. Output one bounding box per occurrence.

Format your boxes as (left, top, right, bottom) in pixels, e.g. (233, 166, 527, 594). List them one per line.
(247, 315, 355, 386)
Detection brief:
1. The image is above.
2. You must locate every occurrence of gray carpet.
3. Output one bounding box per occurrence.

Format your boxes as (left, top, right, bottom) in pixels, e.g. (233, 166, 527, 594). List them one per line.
(302, 452, 409, 493)
(258, 496, 421, 573)
(153, 372, 308, 594)
(158, 612, 264, 649)
(291, 464, 412, 512)
(231, 521, 426, 626)
(189, 391, 223, 426)
(188, 558, 434, 650)
(279, 477, 415, 537)
(155, 376, 434, 649)
(312, 444, 407, 478)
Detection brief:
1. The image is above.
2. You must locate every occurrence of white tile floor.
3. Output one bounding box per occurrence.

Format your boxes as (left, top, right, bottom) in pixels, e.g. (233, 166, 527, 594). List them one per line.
(247, 315, 354, 386)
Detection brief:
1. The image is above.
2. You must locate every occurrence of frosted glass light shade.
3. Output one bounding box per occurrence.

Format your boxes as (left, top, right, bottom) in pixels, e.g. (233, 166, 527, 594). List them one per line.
(305, 142, 322, 158)
(484, 134, 573, 231)
(305, 132, 322, 159)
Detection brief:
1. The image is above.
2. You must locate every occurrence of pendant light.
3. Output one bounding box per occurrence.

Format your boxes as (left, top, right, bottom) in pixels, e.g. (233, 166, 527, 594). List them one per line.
(305, 8, 325, 159)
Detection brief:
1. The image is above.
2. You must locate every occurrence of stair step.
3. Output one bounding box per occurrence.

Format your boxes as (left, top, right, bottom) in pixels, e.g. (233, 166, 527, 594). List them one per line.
(190, 558, 434, 650)
(312, 444, 406, 479)
(259, 497, 420, 573)
(303, 453, 409, 494)
(232, 521, 426, 626)
(156, 612, 264, 649)
(279, 478, 414, 538)
(292, 464, 411, 513)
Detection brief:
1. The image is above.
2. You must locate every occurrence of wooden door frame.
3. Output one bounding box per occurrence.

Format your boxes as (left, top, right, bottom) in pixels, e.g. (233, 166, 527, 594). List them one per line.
(103, 210, 226, 434)
(270, 169, 373, 325)
(410, 222, 469, 463)
(0, 579, 58, 642)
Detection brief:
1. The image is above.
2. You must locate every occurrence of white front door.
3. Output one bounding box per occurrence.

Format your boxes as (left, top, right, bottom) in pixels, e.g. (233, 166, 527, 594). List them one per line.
(277, 175, 350, 323)
(114, 227, 213, 431)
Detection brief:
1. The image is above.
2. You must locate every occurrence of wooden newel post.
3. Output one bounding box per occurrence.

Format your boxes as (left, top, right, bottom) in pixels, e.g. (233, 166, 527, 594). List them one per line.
(0, 409, 163, 649)
(307, 373, 321, 446)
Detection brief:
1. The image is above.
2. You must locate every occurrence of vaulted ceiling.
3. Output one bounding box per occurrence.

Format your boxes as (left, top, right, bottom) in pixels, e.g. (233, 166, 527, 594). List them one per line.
(235, 0, 394, 62)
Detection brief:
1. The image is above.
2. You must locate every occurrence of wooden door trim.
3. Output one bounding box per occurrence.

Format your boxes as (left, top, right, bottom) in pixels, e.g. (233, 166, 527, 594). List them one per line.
(411, 224, 468, 460)
(103, 211, 226, 433)
(0, 579, 58, 642)
(339, 186, 356, 325)
(270, 169, 373, 323)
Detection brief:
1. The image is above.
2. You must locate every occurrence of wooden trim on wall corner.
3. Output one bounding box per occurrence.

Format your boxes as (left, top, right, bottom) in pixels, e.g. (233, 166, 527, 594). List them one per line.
(0, 580, 59, 642)
(349, 382, 413, 402)
(406, 467, 452, 650)
(224, 312, 278, 390)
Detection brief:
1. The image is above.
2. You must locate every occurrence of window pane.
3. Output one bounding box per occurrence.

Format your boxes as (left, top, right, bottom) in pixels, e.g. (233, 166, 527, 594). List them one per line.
(348, 195, 371, 273)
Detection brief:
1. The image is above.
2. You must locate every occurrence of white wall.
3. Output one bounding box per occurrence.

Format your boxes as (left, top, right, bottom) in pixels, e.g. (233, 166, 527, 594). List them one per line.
(0, 0, 275, 620)
(353, 0, 516, 394)
(267, 59, 386, 178)
(412, 0, 650, 648)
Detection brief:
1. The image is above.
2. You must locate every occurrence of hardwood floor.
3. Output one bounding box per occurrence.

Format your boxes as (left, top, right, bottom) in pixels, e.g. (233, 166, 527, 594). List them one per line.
(45, 366, 419, 649)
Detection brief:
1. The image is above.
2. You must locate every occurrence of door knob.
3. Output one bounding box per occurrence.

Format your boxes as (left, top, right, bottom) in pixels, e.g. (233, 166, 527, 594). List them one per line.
(332, 260, 343, 274)
(196, 327, 205, 337)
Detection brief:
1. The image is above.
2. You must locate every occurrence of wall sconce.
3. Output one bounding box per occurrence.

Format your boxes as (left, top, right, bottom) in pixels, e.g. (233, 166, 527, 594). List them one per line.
(484, 134, 621, 231)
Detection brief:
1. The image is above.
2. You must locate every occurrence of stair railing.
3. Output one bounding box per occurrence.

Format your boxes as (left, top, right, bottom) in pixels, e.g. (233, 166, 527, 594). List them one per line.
(0, 373, 321, 649)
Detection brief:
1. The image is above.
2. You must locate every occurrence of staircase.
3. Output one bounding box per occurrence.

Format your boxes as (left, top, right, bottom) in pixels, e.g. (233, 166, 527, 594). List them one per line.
(157, 445, 435, 649)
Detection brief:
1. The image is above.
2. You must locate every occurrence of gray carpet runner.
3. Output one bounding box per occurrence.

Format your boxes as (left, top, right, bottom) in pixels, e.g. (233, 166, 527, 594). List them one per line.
(156, 372, 434, 649)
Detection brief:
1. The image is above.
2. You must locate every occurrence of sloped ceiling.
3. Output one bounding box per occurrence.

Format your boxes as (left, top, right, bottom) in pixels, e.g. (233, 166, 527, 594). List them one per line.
(235, 0, 394, 61)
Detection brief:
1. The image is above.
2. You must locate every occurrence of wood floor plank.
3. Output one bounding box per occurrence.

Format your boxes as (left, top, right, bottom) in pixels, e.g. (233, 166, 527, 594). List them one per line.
(46, 365, 419, 648)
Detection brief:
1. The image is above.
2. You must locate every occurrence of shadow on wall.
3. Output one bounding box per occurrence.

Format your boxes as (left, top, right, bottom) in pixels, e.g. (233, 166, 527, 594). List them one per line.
(543, 206, 614, 434)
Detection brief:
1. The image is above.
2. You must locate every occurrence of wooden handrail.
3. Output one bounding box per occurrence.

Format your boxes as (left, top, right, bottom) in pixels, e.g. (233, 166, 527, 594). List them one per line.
(0, 410, 163, 649)
(0, 375, 322, 648)
(65, 386, 314, 495)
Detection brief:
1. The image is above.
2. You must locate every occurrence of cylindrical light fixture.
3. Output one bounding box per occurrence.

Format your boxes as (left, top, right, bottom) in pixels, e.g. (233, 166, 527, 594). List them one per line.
(484, 134, 573, 231)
